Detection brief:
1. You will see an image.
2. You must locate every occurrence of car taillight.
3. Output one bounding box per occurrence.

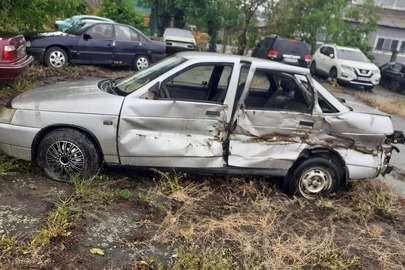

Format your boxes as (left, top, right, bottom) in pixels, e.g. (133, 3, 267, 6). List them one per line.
(3, 45, 17, 61)
(305, 54, 312, 62)
(268, 50, 278, 58)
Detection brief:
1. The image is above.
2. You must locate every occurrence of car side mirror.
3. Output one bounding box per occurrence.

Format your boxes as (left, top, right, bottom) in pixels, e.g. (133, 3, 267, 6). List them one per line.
(83, 34, 91, 40)
(329, 54, 334, 58)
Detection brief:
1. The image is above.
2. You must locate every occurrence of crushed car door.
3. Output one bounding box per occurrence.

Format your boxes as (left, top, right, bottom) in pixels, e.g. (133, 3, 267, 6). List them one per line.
(228, 66, 323, 170)
(117, 63, 235, 168)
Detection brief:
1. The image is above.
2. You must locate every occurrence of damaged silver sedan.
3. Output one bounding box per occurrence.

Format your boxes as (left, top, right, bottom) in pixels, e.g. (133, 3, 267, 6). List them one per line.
(0, 52, 403, 199)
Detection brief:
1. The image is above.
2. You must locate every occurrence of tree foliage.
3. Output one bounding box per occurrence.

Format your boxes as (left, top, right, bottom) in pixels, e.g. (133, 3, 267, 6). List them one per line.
(267, 0, 380, 56)
(0, 0, 85, 32)
(97, 0, 147, 32)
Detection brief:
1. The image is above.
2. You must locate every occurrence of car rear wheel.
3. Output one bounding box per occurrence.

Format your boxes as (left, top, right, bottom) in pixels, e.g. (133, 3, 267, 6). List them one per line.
(44, 46, 68, 68)
(134, 55, 150, 70)
(309, 61, 317, 76)
(287, 158, 340, 200)
(37, 128, 101, 182)
(390, 81, 402, 92)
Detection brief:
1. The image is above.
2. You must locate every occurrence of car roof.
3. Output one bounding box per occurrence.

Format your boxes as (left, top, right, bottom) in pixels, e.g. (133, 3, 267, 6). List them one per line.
(176, 51, 310, 75)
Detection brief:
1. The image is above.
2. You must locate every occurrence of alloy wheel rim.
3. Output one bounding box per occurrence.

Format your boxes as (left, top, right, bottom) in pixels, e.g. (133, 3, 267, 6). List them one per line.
(50, 51, 65, 68)
(46, 141, 84, 177)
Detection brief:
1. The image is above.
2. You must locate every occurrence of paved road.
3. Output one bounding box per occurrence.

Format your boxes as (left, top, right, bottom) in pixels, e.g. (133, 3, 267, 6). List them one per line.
(320, 81, 405, 196)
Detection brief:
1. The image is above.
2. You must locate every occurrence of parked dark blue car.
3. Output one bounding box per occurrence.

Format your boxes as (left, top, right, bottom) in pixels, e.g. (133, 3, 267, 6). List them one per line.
(26, 20, 166, 70)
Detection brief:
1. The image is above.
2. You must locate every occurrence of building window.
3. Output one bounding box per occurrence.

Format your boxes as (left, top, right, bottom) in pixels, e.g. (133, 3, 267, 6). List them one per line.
(375, 37, 400, 51)
(400, 41, 405, 53)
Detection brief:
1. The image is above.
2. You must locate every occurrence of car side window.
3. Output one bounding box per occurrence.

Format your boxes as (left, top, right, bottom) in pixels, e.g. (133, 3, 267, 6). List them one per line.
(244, 70, 310, 113)
(115, 25, 131, 41)
(87, 24, 113, 40)
(159, 64, 233, 103)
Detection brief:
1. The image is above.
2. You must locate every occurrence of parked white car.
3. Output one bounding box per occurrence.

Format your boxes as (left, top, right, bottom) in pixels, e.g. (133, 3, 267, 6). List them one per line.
(163, 28, 196, 54)
(0, 52, 403, 199)
(310, 44, 380, 91)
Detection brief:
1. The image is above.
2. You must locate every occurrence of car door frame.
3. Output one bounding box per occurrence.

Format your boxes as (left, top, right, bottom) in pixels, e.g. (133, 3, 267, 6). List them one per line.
(227, 63, 324, 170)
(116, 58, 243, 168)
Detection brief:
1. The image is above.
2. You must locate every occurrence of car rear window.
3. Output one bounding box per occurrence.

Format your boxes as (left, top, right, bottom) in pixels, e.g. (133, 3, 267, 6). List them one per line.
(273, 40, 309, 54)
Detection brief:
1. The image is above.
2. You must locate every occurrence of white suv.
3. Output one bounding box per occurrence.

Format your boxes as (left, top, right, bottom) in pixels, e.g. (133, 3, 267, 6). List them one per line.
(310, 44, 380, 91)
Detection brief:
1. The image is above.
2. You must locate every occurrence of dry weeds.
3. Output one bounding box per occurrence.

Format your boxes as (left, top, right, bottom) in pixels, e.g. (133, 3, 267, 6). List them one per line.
(134, 175, 405, 269)
(353, 93, 405, 118)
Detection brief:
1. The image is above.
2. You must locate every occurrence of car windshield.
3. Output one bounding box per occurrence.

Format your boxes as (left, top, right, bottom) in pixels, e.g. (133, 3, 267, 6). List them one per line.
(336, 48, 369, 62)
(165, 28, 193, 38)
(115, 55, 187, 94)
(64, 20, 96, 35)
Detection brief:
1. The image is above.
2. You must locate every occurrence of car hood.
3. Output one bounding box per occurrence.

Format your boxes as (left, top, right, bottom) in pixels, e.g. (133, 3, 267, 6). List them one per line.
(11, 79, 124, 115)
(338, 59, 378, 70)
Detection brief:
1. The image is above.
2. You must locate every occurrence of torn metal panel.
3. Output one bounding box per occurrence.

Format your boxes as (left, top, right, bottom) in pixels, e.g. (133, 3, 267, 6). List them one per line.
(118, 99, 228, 167)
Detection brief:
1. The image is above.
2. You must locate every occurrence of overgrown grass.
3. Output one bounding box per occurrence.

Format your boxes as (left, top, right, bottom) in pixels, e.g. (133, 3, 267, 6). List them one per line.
(0, 152, 34, 175)
(0, 174, 131, 268)
(129, 174, 405, 269)
(353, 93, 405, 118)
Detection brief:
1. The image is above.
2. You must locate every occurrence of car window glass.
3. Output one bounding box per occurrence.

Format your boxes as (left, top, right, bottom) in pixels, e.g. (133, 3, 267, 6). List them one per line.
(115, 55, 187, 94)
(320, 46, 328, 56)
(393, 63, 402, 72)
(336, 48, 369, 62)
(87, 24, 113, 39)
(115, 25, 131, 41)
(160, 64, 233, 103)
(244, 70, 310, 113)
(130, 29, 140, 42)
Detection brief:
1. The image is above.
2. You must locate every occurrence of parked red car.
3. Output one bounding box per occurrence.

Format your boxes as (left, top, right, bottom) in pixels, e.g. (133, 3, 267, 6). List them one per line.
(0, 34, 33, 82)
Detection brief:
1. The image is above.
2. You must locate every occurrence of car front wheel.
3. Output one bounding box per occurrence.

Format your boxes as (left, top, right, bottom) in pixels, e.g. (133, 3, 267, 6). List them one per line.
(134, 55, 150, 70)
(287, 158, 340, 200)
(44, 46, 68, 68)
(37, 128, 101, 181)
(390, 81, 402, 92)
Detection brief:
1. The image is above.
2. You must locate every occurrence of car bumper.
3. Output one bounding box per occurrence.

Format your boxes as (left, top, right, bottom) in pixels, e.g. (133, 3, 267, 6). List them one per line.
(166, 45, 196, 54)
(26, 47, 46, 63)
(339, 70, 380, 87)
(0, 122, 39, 160)
(0, 55, 33, 82)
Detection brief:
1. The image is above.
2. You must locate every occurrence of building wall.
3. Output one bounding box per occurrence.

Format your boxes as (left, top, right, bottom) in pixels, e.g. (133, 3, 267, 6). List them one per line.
(369, 26, 405, 65)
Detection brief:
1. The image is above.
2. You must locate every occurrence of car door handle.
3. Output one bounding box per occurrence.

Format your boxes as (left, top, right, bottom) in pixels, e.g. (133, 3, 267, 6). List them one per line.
(108, 41, 116, 47)
(206, 111, 220, 117)
(299, 120, 314, 127)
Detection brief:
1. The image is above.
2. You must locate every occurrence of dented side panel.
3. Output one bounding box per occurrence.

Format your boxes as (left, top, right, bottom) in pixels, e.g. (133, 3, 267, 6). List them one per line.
(229, 108, 319, 168)
(117, 99, 227, 167)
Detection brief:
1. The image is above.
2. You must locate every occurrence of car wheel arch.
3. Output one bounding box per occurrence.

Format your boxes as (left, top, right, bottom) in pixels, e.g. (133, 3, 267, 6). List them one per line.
(43, 45, 70, 66)
(31, 125, 104, 166)
(284, 147, 347, 188)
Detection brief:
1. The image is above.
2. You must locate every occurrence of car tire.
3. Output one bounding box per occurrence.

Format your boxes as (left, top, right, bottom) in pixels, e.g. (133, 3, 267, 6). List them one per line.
(309, 61, 317, 76)
(37, 128, 101, 182)
(134, 55, 150, 71)
(329, 67, 338, 80)
(287, 157, 340, 200)
(390, 81, 401, 93)
(44, 46, 68, 68)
